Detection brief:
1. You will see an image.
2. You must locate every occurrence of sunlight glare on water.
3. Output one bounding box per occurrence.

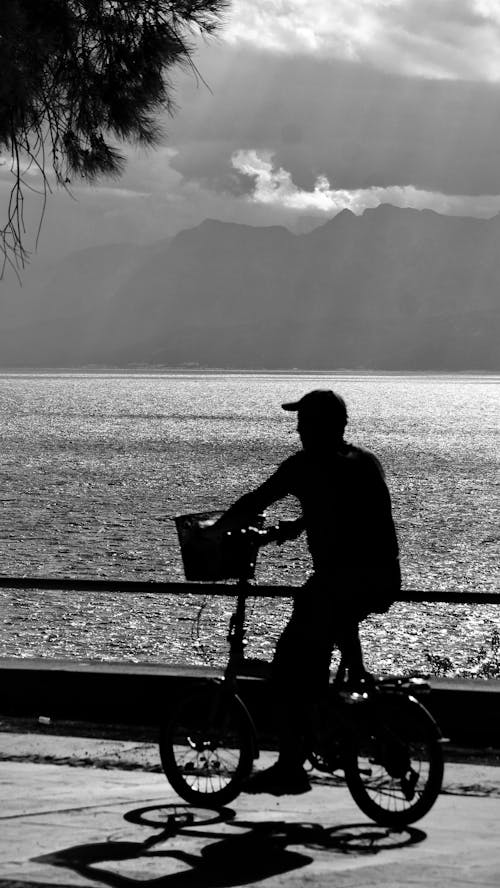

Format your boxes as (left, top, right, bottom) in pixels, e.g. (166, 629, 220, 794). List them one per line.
(0, 371, 498, 676)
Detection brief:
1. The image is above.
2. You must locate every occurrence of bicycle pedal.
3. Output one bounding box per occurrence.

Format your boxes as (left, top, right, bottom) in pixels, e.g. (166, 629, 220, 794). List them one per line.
(309, 753, 343, 774)
(401, 768, 419, 801)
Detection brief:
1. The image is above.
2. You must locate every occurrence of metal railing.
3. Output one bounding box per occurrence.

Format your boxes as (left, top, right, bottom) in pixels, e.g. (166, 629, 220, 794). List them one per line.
(0, 576, 498, 605)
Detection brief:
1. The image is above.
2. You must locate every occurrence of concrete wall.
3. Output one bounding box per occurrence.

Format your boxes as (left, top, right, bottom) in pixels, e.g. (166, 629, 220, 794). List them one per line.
(1, 657, 499, 748)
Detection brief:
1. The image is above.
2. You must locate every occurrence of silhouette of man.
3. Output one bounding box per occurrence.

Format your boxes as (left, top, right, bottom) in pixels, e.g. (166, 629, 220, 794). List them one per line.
(218, 389, 401, 795)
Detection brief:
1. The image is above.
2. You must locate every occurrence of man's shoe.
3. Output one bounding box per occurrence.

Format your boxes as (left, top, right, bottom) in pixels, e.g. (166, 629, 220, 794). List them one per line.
(242, 763, 311, 796)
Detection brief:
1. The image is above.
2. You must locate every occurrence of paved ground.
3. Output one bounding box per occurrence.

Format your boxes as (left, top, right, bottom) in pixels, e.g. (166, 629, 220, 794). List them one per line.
(1, 732, 500, 888)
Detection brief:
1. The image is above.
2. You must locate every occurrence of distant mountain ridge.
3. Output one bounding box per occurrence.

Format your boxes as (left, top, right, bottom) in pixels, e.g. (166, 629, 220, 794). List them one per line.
(1, 205, 499, 369)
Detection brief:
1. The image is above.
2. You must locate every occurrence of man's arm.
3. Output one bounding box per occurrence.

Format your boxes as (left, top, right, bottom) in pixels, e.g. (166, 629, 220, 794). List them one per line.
(216, 456, 298, 532)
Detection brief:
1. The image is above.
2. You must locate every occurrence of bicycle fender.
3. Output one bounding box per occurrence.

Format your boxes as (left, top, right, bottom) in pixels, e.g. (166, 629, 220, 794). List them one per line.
(181, 678, 260, 760)
(362, 692, 444, 743)
(407, 695, 444, 740)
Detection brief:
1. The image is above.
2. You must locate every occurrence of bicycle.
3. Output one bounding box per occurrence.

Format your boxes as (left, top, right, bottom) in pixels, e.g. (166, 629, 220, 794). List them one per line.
(159, 516, 445, 827)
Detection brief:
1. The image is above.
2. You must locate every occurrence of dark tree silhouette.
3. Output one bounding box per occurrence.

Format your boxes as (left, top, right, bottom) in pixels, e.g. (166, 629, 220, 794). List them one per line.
(0, 0, 227, 275)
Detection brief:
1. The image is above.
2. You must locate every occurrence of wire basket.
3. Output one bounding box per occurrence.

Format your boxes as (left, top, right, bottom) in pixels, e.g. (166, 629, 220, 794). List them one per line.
(175, 511, 263, 581)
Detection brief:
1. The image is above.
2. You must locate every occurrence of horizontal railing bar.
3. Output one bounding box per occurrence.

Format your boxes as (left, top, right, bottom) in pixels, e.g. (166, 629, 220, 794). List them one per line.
(0, 576, 498, 605)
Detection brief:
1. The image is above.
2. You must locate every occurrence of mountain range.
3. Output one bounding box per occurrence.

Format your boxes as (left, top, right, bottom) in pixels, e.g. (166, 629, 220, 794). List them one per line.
(1, 204, 499, 369)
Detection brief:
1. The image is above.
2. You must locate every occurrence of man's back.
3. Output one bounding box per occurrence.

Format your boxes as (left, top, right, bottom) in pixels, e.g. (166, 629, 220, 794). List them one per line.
(268, 442, 399, 577)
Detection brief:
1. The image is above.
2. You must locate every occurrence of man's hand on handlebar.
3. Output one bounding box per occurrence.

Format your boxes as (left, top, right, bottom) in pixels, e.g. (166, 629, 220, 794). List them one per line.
(225, 518, 304, 547)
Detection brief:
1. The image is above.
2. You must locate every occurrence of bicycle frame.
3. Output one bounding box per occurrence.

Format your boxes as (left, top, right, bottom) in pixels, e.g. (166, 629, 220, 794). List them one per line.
(221, 582, 443, 765)
(162, 574, 445, 821)
(203, 580, 261, 760)
(225, 581, 251, 678)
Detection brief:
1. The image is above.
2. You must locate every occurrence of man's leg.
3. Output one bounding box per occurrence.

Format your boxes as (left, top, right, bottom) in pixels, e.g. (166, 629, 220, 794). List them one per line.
(334, 605, 377, 690)
(243, 604, 334, 794)
(272, 619, 316, 770)
(335, 621, 365, 682)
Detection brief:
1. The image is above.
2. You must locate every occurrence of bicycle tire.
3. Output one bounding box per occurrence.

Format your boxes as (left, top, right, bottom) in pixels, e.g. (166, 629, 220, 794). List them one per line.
(343, 694, 444, 826)
(160, 685, 255, 806)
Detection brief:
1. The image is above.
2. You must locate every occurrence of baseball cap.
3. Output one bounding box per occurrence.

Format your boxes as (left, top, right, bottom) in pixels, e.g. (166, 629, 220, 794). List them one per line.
(282, 389, 347, 423)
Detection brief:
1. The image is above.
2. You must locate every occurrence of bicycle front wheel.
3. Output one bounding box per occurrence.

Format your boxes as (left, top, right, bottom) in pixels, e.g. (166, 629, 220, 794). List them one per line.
(344, 694, 444, 826)
(160, 685, 255, 806)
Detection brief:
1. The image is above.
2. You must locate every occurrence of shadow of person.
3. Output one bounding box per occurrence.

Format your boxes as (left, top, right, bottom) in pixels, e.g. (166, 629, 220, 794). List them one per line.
(33, 803, 426, 888)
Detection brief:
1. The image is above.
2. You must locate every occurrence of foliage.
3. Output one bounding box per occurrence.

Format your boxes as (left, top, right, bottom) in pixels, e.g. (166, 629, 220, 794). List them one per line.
(425, 629, 500, 679)
(0, 0, 226, 274)
(465, 628, 500, 679)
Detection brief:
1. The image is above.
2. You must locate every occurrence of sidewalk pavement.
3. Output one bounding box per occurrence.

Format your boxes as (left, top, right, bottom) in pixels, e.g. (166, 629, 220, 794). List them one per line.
(1, 732, 499, 888)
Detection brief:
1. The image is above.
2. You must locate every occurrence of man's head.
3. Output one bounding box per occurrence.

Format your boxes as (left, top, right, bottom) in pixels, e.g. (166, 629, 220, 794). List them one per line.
(282, 389, 348, 450)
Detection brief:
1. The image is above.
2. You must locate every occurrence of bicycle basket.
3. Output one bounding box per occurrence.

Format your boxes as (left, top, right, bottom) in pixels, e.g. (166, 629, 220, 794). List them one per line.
(174, 511, 263, 581)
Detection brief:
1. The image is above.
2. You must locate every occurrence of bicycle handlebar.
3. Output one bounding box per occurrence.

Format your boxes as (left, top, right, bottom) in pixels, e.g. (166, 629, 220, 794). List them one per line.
(224, 520, 302, 548)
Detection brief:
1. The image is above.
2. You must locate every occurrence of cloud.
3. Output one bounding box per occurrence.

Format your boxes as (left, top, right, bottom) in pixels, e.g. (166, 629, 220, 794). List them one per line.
(5, 11, 500, 273)
(1, 145, 315, 274)
(232, 149, 500, 218)
(224, 0, 500, 81)
(160, 41, 500, 198)
(70, 184, 151, 199)
(0, 153, 44, 178)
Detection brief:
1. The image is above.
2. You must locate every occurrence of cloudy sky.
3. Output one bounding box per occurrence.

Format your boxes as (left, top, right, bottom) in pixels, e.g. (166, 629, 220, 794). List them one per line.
(4, 0, 500, 266)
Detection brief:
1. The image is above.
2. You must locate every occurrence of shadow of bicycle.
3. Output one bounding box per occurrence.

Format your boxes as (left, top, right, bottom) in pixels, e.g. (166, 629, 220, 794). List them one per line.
(33, 802, 426, 887)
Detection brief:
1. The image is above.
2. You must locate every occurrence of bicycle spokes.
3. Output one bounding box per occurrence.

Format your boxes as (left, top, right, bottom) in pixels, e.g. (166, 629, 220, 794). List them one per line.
(343, 696, 444, 826)
(160, 686, 255, 805)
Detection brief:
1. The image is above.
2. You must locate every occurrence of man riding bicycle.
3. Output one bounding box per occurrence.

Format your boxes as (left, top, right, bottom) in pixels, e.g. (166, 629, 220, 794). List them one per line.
(217, 389, 401, 795)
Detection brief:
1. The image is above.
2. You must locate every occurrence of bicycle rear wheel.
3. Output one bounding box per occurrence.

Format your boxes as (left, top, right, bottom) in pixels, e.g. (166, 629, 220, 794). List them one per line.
(344, 694, 444, 826)
(160, 684, 255, 806)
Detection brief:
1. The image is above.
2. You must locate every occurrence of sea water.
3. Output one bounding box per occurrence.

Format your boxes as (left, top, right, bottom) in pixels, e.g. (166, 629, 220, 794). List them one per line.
(0, 371, 498, 676)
